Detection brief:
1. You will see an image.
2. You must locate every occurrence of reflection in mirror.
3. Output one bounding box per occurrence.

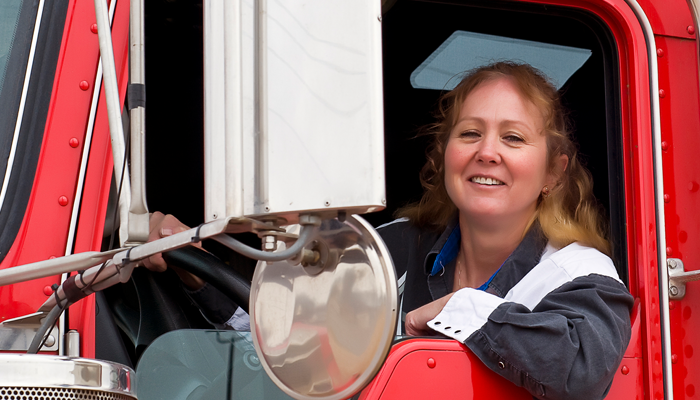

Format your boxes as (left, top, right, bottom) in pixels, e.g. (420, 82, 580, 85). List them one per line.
(251, 215, 398, 400)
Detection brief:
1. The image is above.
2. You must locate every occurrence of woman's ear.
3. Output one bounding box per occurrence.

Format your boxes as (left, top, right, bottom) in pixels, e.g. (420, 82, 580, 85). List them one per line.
(558, 154, 569, 173)
(547, 154, 569, 186)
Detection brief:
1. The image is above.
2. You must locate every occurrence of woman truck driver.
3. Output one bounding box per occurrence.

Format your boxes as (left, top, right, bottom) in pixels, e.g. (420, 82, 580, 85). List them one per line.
(145, 62, 633, 400)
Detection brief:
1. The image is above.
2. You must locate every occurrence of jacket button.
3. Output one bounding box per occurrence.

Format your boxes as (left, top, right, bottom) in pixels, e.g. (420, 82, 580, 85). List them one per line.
(498, 361, 505, 369)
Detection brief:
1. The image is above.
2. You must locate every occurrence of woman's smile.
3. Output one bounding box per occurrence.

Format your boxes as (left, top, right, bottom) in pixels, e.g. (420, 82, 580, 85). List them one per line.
(469, 176, 506, 186)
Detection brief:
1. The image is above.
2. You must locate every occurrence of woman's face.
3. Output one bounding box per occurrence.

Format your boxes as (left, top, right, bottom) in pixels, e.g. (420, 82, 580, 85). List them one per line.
(444, 77, 557, 228)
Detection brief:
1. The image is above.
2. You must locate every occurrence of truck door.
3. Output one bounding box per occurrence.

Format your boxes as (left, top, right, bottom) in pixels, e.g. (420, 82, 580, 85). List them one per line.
(367, 0, 675, 398)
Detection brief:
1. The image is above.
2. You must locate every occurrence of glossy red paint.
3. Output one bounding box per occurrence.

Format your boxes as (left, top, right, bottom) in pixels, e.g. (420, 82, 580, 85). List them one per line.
(636, 0, 695, 38)
(655, 34, 700, 400)
(0, 0, 98, 322)
(0, 0, 129, 360)
(359, 338, 532, 399)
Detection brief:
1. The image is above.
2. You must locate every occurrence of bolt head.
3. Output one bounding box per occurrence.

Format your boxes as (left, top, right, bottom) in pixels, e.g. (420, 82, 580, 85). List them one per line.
(670, 286, 679, 296)
(44, 335, 56, 347)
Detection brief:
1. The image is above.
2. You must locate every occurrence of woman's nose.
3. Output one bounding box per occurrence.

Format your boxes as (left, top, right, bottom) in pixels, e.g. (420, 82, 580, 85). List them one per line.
(476, 135, 501, 164)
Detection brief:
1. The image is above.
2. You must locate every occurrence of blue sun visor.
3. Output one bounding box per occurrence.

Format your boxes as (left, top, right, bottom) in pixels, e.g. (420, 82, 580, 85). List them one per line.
(410, 31, 592, 91)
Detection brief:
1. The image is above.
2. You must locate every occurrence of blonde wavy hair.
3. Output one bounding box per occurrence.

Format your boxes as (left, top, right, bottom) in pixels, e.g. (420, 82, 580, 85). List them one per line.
(398, 62, 611, 255)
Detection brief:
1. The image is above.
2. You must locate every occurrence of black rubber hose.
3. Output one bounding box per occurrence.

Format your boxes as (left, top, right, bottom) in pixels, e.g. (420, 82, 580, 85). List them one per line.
(162, 246, 251, 314)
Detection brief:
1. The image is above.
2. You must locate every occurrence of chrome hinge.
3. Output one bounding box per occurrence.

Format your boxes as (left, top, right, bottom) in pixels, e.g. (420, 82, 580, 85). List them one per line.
(0, 311, 59, 352)
(668, 258, 700, 300)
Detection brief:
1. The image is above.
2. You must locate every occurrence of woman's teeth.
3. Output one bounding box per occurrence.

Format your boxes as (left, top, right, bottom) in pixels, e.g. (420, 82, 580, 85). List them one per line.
(471, 176, 504, 185)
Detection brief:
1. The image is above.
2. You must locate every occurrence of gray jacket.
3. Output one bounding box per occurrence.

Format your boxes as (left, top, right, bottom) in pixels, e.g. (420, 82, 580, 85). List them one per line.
(377, 218, 633, 400)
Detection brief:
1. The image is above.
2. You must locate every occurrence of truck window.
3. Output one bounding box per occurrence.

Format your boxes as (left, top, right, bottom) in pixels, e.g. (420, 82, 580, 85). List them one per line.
(376, 0, 626, 282)
(0, 0, 67, 262)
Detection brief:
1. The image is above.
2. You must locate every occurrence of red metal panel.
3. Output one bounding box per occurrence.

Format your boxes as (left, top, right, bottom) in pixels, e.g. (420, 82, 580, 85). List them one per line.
(359, 339, 532, 399)
(69, 0, 131, 359)
(655, 34, 700, 400)
(607, 358, 646, 400)
(0, 0, 129, 361)
(0, 0, 101, 322)
(636, 0, 696, 39)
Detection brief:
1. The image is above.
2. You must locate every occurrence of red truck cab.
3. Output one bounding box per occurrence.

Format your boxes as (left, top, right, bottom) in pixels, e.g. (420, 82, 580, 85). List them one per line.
(0, 0, 698, 399)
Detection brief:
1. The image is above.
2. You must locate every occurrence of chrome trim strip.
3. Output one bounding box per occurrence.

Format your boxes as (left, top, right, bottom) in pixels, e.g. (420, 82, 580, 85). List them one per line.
(255, 0, 268, 211)
(94, 0, 131, 248)
(624, 1, 673, 398)
(61, 0, 118, 356)
(0, 0, 46, 214)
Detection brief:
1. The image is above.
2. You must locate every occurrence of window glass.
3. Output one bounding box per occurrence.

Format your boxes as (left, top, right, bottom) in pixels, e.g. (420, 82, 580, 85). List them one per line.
(410, 30, 592, 91)
(136, 330, 293, 400)
(0, 0, 67, 263)
(0, 0, 25, 95)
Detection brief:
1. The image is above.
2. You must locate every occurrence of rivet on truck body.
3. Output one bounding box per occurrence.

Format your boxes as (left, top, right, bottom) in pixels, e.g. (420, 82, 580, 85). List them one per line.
(90, 23, 98, 34)
(664, 194, 670, 203)
(69, 138, 79, 148)
(657, 48, 664, 57)
(43, 286, 53, 296)
(58, 196, 69, 206)
(427, 358, 436, 368)
(661, 141, 669, 151)
(621, 365, 629, 375)
(667, 247, 673, 256)
(79, 81, 90, 91)
(659, 89, 666, 98)
(672, 354, 678, 364)
(688, 25, 696, 35)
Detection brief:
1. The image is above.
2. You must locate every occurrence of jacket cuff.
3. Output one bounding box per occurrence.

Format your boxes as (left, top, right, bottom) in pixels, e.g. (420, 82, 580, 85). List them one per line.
(427, 288, 506, 342)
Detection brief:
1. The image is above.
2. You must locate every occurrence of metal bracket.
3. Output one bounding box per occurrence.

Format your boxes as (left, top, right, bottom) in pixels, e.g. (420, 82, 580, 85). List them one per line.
(668, 258, 700, 299)
(0, 312, 59, 352)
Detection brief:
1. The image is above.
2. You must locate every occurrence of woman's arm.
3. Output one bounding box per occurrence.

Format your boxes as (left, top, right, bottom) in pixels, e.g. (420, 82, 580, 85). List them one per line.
(409, 275, 632, 400)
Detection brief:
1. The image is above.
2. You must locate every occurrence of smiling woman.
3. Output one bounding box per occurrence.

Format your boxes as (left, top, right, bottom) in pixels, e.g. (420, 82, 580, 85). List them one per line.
(378, 62, 633, 400)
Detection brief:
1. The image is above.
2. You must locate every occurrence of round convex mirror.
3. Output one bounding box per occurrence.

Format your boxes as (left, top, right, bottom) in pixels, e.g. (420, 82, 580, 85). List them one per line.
(250, 215, 398, 400)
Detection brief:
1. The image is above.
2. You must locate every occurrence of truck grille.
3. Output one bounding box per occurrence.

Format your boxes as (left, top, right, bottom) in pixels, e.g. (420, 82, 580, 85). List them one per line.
(0, 387, 135, 400)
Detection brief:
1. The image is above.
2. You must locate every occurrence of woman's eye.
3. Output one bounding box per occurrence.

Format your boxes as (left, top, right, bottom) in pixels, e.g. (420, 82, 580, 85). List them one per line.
(459, 130, 480, 138)
(504, 134, 525, 143)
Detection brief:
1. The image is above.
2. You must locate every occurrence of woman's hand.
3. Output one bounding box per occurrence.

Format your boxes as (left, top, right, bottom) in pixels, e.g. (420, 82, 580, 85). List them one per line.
(405, 292, 455, 336)
(141, 211, 205, 290)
